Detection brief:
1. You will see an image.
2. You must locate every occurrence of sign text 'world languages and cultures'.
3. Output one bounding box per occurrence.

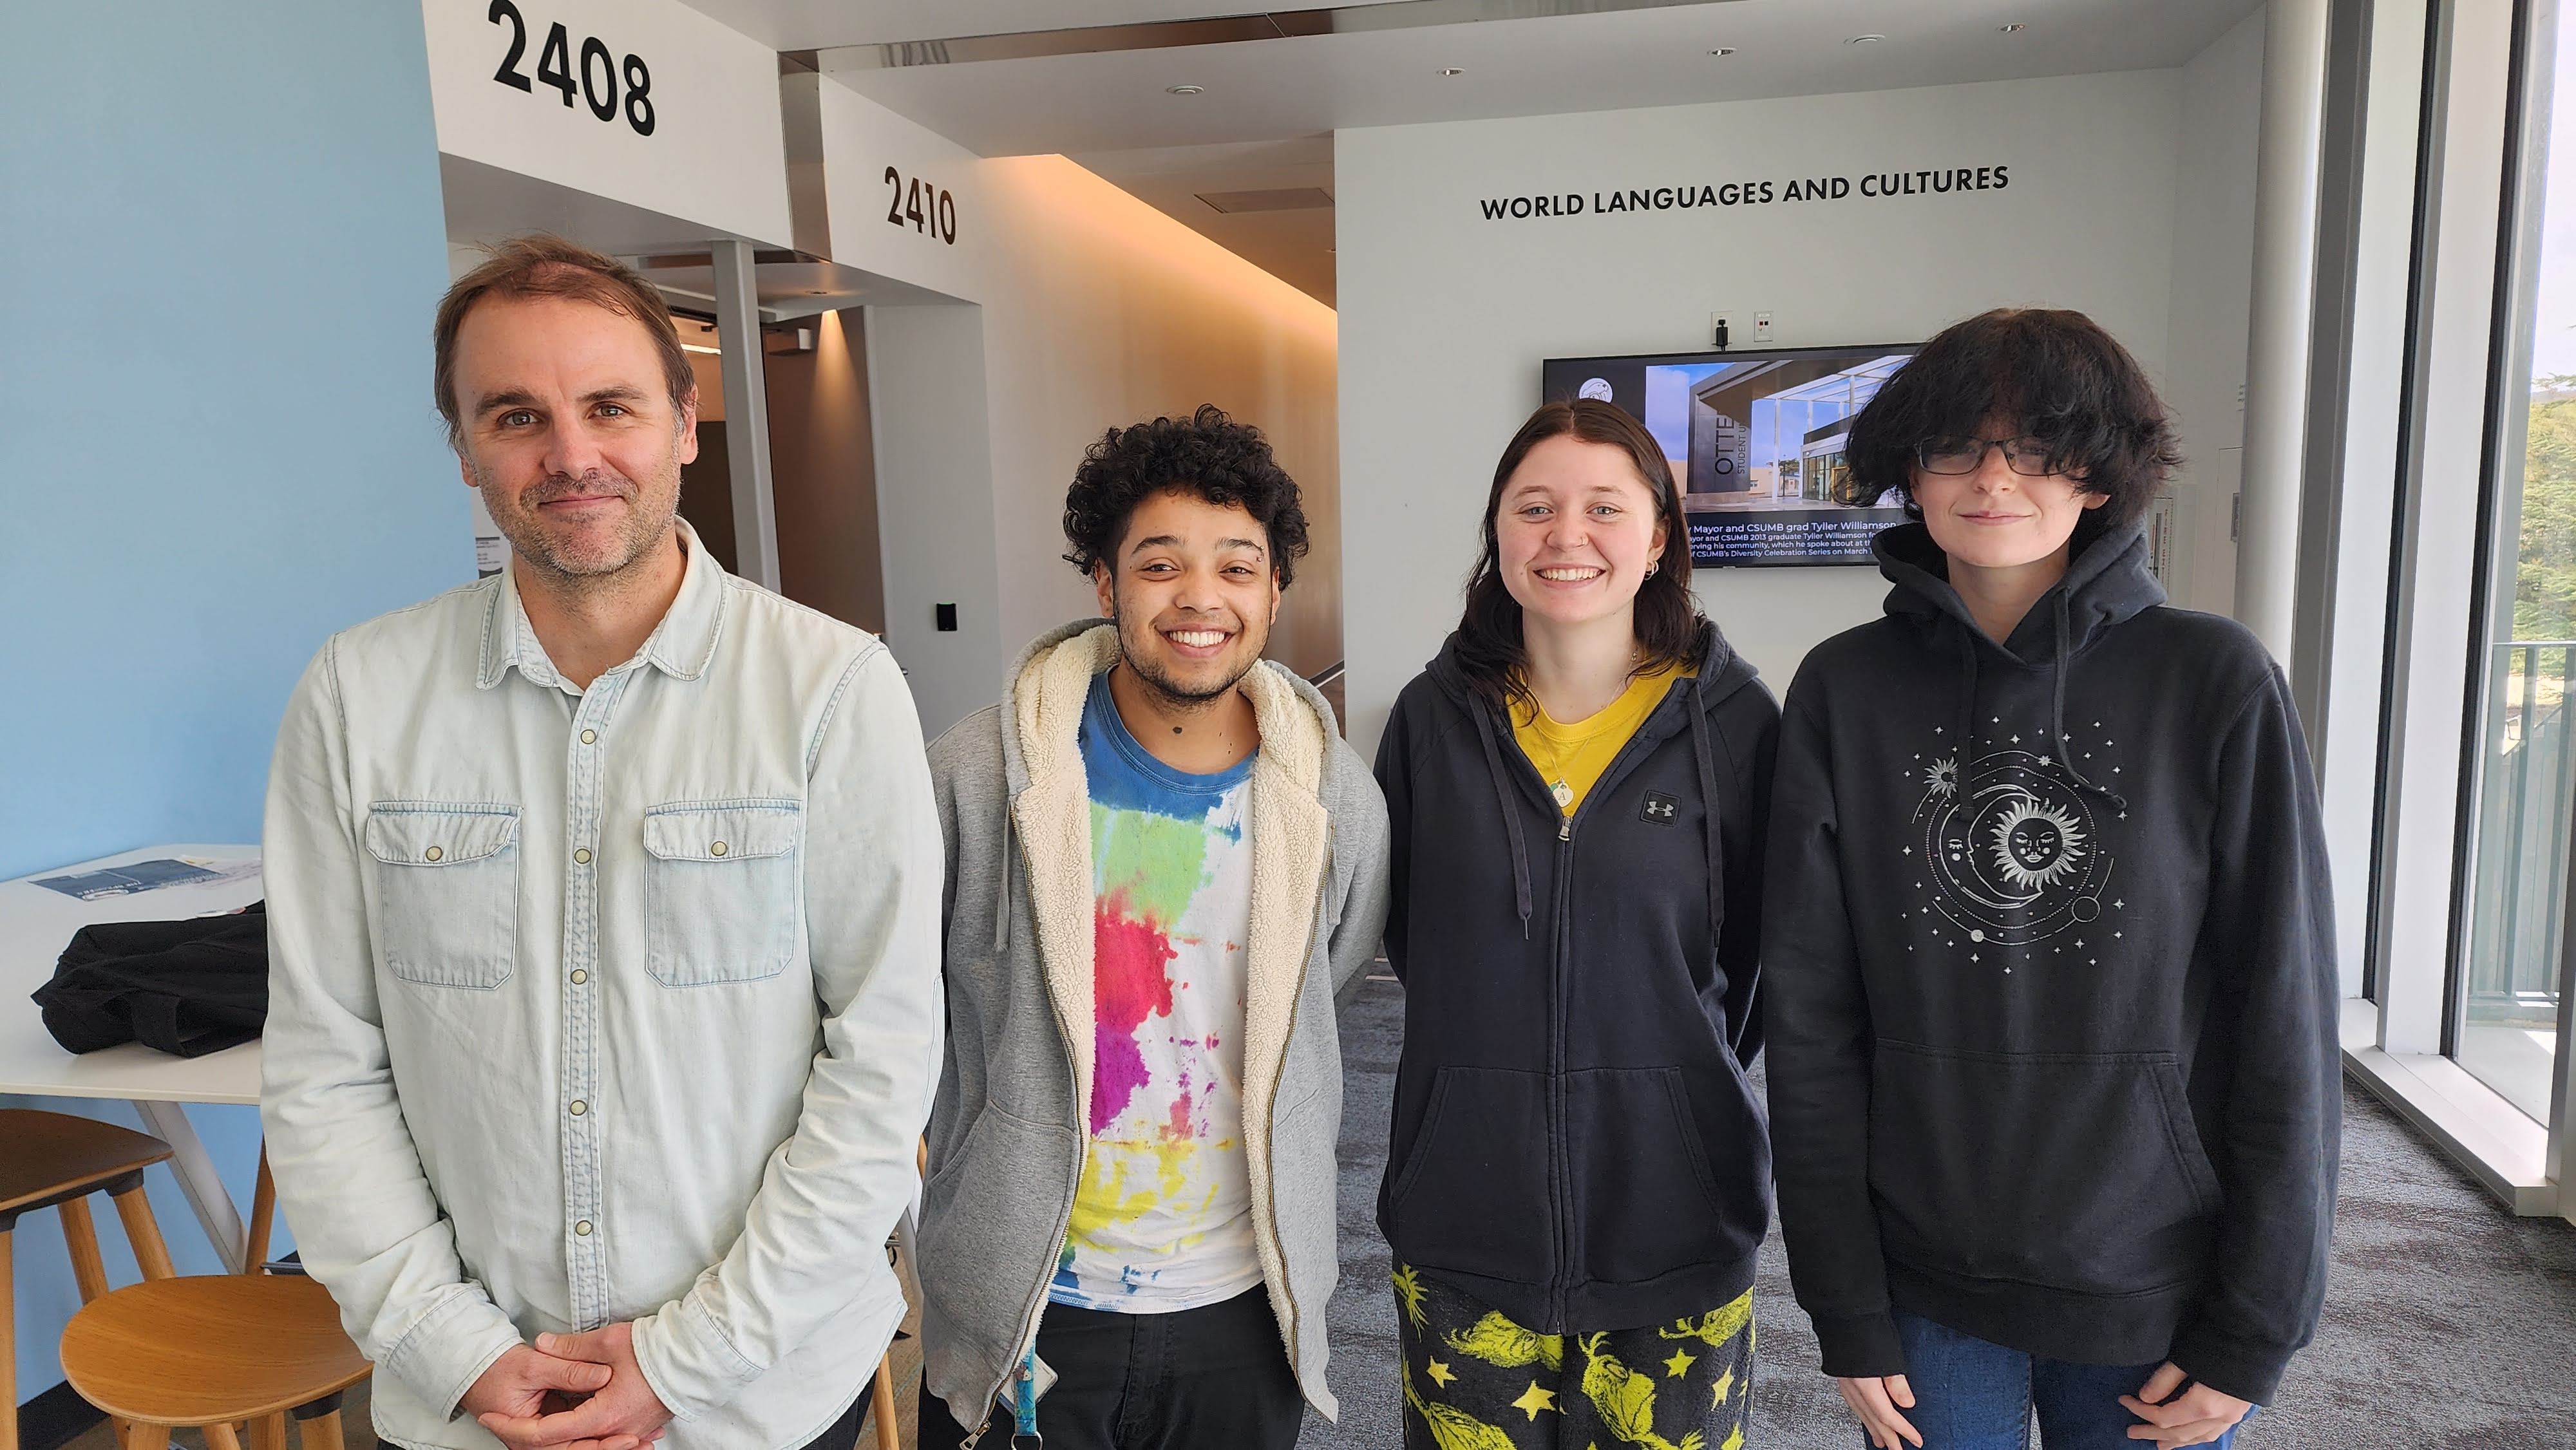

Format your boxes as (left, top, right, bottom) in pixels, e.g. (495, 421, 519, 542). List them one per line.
(1479, 165, 2012, 221)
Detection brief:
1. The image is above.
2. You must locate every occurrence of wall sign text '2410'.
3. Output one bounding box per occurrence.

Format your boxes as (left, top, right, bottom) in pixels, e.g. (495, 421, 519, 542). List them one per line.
(488, 1, 655, 137)
(886, 167, 960, 246)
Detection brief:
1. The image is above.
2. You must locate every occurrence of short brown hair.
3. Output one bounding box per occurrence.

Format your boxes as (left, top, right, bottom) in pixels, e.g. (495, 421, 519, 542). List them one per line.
(432, 234, 693, 449)
(1450, 399, 1710, 711)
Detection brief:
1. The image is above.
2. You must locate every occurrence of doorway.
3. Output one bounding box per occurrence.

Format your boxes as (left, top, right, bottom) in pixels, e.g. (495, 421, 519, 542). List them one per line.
(674, 308, 886, 633)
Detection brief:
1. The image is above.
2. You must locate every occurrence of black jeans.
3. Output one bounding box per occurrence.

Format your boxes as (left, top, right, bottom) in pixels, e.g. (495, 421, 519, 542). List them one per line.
(797, 1379, 870, 1450)
(918, 1287, 1304, 1450)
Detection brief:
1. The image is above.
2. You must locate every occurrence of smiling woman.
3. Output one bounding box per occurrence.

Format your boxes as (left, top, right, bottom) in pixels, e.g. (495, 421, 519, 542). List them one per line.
(1368, 397, 1777, 1450)
(1449, 400, 1706, 718)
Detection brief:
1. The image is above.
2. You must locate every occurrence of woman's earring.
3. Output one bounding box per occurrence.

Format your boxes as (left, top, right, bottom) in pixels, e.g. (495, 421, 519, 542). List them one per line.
(1645, 561, 1660, 578)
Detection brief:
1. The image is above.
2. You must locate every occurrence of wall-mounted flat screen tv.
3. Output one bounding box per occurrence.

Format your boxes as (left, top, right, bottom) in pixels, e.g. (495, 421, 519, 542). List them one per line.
(1541, 343, 1918, 566)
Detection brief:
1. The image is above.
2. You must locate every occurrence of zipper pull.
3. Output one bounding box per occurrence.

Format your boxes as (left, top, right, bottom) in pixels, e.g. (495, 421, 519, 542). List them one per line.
(1558, 814, 1571, 842)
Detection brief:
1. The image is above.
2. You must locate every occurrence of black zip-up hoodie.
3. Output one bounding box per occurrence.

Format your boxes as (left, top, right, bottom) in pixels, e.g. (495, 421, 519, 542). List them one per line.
(1763, 522, 2340, 1406)
(1373, 624, 1780, 1335)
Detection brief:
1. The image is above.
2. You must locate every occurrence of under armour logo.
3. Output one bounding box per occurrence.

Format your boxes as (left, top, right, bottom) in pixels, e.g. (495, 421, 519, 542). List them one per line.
(1641, 792, 1680, 825)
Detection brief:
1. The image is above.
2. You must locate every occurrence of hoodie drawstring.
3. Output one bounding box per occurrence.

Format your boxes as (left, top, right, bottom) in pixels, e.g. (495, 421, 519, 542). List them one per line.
(1951, 624, 1980, 769)
(992, 797, 1016, 954)
(2050, 593, 2129, 811)
(1686, 676, 1725, 948)
(1949, 596, 2129, 813)
(1468, 698, 1537, 940)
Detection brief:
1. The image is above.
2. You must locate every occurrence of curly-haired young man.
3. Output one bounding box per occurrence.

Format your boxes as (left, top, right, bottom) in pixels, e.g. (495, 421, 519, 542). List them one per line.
(915, 406, 1390, 1449)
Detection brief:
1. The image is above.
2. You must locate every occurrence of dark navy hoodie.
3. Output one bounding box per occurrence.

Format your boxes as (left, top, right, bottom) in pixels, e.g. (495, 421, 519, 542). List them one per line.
(1763, 522, 2340, 1405)
(1374, 624, 1779, 1335)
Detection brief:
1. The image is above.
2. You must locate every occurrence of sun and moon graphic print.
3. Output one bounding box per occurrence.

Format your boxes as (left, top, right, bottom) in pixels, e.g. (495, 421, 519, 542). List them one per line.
(1904, 713, 2126, 974)
(1393, 1265, 1754, 1450)
(1050, 677, 1264, 1312)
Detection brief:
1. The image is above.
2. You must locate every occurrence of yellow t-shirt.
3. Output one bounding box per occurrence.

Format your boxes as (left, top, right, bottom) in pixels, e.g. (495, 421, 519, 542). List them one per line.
(1511, 663, 1694, 815)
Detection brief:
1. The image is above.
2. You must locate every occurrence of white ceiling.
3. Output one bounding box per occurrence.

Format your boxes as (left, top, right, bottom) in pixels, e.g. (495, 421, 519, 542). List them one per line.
(681, 0, 2268, 306)
(1068, 136, 1341, 303)
(828, 0, 2266, 156)
(683, 0, 1419, 50)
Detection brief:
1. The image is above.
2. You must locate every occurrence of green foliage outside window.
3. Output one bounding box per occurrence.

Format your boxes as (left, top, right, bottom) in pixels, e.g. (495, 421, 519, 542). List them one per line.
(2518, 381, 2576, 642)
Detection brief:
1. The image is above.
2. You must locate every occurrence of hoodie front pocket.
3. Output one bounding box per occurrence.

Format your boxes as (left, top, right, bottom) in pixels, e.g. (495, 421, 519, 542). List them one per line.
(641, 800, 802, 986)
(363, 802, 520, 990)
(1568, 1066, 1761, 1285)
(1867, 1042, 2221, 1296)
(916, 1102, 1083, 1361)
(1383, 1066, 1556, 1286)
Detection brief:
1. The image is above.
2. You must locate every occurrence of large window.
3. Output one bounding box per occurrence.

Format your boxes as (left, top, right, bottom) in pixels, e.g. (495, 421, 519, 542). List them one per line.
(2458, 1, 2576, 1122)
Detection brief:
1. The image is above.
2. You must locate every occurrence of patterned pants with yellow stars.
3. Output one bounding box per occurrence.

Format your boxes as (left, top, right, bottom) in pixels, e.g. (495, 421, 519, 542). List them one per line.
(1392, 1263, 1755, 1450)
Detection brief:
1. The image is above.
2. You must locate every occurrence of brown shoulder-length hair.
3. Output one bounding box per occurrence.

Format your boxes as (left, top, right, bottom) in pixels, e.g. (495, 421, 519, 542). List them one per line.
(1451, 399, 1712, 711)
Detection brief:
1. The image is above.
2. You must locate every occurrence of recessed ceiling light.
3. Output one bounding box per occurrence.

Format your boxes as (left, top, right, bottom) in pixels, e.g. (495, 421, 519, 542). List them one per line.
(1999, 22, 2026, 32)
(1166, 84, 1204, 95)
(1847, 33, 1886, 44)
(1438, 66, 1466, 76)
(1710, 46, 1737, 56)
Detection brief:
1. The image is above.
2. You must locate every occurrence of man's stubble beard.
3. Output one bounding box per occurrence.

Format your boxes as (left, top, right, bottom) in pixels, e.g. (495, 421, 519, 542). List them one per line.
(473, 445, 684, 587)
(1111, 607, 1265, 711)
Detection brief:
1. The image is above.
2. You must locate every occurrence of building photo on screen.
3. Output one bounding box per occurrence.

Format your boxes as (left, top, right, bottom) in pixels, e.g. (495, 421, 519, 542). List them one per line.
(1543, 343, 1918, 565)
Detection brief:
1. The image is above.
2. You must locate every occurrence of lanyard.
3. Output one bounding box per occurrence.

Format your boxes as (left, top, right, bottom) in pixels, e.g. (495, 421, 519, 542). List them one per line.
(1012, 1350, 1043, 1448)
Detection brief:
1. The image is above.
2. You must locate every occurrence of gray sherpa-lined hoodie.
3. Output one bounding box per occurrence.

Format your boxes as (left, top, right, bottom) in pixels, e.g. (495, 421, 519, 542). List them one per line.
(918, 620, 1392, 1440)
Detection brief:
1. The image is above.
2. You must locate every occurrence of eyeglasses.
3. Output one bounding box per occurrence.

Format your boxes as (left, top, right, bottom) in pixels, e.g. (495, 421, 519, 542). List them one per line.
(1916, 435, 2058, 476)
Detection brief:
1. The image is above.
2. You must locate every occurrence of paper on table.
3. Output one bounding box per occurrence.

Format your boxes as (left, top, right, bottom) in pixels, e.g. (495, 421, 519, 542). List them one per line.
(33, 856, 258, 901)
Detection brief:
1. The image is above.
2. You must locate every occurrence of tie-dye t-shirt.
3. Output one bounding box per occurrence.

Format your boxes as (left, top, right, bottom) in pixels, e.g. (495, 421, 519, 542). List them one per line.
(1050, 672, 1262, 1313)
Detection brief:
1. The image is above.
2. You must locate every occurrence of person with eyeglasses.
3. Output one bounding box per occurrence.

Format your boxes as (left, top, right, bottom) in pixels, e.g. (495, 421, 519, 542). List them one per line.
(1761, 309, 2340, 1450)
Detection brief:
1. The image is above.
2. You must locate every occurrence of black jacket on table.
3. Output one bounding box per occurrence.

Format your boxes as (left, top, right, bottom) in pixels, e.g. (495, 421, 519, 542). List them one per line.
(1372, 625, 1779, 1335)
(1763, 522, 2340, 1406)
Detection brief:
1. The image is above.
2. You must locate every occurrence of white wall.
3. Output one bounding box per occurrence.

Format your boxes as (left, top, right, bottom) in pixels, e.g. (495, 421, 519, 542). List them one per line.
(813, 80, 1342, 739)
(869, 303, 1007, 737)
(1336, 68, 2268, 760)
(2164, 9, 2270, 616)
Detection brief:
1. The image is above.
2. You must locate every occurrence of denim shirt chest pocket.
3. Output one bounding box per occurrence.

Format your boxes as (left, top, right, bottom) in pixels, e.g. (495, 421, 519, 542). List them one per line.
(641, 799, 803, 986)
(363, 802, 521, 990)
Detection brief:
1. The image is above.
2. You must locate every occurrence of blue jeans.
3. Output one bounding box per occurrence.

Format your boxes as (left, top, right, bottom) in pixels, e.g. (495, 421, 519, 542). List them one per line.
(1883, 1312, 2251, 1449)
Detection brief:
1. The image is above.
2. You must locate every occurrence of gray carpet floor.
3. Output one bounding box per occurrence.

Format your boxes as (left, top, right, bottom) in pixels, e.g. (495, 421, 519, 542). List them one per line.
(1302, 974, 2576, 1450)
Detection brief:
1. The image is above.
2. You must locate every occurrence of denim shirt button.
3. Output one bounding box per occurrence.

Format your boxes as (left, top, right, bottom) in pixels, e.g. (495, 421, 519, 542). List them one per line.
(710, 841, 728, 856)
(569, 968, 588, 984)
(423, 845, 442, 862)
(569, 1100, 587, 1116)
(574, 1219, 593, 1236)
(580, 729, 598, 744)
(574, 848, 592, 865)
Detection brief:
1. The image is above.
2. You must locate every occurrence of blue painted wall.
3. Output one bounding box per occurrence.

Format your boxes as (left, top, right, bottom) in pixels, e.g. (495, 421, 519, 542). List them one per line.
(2, 0, 465, 1406)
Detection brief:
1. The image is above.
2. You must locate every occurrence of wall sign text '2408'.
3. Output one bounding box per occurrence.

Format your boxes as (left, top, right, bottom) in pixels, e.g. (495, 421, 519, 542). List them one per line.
(487, 1, 656, 137)
(886, 167, 960, 246)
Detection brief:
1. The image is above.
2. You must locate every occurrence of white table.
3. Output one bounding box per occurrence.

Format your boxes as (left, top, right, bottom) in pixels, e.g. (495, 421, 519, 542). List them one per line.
(1, 843, 263, 1272)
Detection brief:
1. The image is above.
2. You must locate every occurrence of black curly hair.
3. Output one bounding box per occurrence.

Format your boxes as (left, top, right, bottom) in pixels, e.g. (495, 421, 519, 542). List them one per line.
(1062, 404, 1310, 587)
(1839, 308, 2182, 545)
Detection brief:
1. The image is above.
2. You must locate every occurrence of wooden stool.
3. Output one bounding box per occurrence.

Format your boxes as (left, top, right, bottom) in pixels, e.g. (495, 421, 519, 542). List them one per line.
(59, 1272, 367, 1450)
(0, 1109, 186, 1450)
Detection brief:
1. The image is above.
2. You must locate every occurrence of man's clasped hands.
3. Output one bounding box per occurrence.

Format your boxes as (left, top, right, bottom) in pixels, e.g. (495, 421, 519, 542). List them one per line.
(460, 1321, 673, 1450)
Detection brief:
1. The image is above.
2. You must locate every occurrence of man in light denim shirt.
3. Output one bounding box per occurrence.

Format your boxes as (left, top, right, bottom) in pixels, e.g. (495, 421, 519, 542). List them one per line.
(260, 235, 943, 1450)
